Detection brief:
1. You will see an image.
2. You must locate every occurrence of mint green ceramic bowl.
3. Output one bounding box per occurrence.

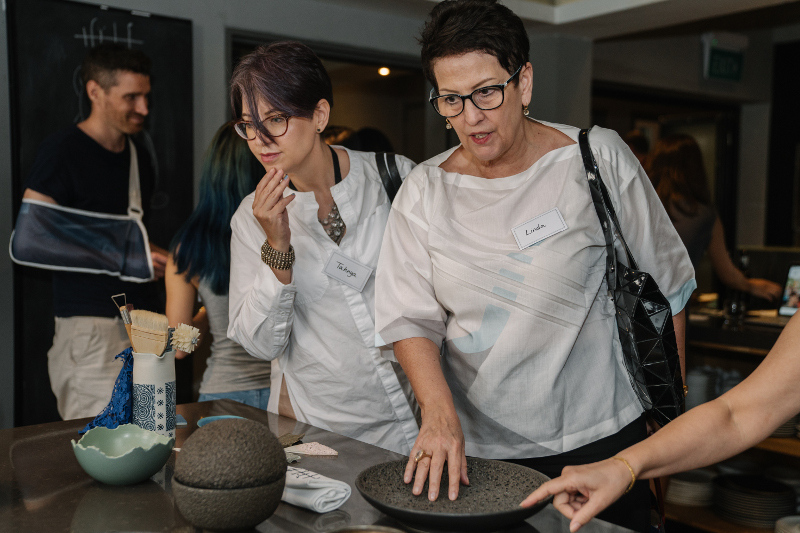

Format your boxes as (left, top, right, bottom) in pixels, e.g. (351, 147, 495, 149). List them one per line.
(71, 424, 175, 485)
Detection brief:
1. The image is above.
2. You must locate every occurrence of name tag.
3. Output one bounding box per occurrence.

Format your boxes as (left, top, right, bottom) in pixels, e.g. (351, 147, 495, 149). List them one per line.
(323, 250, 373, 292)
(511, 208, 568, 250)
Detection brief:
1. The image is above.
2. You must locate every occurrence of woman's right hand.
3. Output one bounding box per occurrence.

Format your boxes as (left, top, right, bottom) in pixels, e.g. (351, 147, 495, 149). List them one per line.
(405, 405, 469, 502)
(253, 167, 295, 252)
(520, 458, 633, 532)
(747, 278, 783, 302)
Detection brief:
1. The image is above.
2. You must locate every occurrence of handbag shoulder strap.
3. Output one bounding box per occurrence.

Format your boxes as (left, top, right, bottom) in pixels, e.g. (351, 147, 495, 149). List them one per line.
(375, 152, 403, 203)
(578, 129, 639, 272)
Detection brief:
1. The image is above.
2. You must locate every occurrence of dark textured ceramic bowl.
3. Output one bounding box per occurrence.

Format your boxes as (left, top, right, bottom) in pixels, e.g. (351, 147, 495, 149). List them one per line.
(172, 477, 285, 531)
(356, 458, 551, 532)
(173, 418, 287, 531)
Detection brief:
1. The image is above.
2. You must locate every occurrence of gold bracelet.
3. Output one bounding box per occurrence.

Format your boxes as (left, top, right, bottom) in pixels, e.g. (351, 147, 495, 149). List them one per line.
(261, 239, 295, 270)
(613, 457, 636, 494)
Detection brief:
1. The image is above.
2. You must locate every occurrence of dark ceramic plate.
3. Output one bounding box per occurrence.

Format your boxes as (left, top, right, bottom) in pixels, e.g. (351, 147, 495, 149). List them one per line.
(356, 458, 552, 532)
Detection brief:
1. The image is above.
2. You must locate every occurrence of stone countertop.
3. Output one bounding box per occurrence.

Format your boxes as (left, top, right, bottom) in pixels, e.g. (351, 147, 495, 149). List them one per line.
(0, 400, 632, 533)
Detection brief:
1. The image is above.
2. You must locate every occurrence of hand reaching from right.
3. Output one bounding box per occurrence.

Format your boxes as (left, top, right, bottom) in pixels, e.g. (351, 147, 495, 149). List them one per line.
(520, 458, 633, 532)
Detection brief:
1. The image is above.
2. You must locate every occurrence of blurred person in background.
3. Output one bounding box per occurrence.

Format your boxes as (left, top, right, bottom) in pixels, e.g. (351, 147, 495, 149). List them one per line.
(21, 44, 166, 420)
(648, 134, 781, 301)
(322, 125, 354, 146)
(623, 130, 649, 167)
(324, 125, 396, 153)
(342, 127, 395, 153)
(166, 123, 272, 409)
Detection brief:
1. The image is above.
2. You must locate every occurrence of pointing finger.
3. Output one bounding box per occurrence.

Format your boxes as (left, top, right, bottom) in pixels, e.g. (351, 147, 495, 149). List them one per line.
(520, 478, 567, 508)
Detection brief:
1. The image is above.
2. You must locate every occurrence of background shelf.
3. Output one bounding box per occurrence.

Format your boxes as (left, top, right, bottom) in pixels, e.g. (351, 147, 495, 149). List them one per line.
(754, 437, 800, 458)
(666, 503, 773, 533)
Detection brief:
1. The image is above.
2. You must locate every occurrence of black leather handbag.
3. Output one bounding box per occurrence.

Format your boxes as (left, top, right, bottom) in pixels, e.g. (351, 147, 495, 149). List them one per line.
(375, 152, 403, 203)
(578, 129, 685, 426)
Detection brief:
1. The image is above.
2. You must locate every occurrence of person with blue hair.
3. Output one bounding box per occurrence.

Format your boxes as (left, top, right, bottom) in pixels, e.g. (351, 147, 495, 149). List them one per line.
(165, 123, 272, 408)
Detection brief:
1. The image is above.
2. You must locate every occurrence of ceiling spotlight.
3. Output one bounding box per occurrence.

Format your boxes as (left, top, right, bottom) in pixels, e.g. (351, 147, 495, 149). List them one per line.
(378, 67, 390, 76)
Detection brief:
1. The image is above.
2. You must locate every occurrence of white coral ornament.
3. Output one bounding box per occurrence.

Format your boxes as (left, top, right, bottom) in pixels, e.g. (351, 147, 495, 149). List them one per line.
(173, 323, 201, 353)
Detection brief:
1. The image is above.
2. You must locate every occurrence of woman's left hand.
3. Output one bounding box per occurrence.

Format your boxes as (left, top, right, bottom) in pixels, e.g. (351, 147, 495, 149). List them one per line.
(519, 458, 632, 532)
(405, 404, 469, 501)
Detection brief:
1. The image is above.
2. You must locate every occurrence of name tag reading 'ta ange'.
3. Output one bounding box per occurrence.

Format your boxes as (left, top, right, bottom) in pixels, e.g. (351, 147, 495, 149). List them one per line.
(511, 208, 568, 250)
(323, 250, 374, 292)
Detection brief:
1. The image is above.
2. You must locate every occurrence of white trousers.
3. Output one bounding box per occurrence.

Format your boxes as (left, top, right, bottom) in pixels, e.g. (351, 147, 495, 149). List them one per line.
(47, 316, 130, 420)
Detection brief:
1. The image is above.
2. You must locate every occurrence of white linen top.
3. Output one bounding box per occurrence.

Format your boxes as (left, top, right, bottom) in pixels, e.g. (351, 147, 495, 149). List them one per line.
(228, 148, 419, 455)
(375, 122, 696, 459)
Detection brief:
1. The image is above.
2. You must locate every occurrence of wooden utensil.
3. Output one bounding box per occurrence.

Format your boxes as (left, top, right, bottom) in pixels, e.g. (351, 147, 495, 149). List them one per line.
(130, 310, 169, 355)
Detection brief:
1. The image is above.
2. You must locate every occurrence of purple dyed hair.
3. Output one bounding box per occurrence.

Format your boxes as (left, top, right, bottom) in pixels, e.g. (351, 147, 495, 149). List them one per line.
(230, 41, 334, 142)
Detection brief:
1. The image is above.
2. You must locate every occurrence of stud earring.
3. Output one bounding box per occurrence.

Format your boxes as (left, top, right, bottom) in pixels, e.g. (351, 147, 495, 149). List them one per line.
(316, 127, 321, 133)
(445, 120, 452, 130)
(523, 105, 530, 116)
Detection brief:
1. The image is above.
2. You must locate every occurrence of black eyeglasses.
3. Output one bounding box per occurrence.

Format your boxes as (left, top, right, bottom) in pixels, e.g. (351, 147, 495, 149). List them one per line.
(430, 65, 523, 118)
(233, 114, 292, 140)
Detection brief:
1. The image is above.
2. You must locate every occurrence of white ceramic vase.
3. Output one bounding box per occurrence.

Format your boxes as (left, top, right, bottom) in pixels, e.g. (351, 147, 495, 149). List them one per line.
(132, 351, 176, 439)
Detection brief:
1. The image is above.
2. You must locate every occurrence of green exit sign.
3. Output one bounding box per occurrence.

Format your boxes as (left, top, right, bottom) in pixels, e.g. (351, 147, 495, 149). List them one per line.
(702, 33, 747, 83)
(707, 47, 744, 82)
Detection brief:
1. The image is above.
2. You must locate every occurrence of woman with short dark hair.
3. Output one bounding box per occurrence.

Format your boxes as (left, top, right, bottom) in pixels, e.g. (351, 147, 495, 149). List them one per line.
(227, 42, 419, 454)
(374, 1, 695, 529)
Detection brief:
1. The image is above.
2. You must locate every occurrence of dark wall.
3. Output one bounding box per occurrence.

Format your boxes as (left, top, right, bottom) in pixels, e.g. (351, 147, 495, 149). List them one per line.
(8, 0, 194, 425)
(767, 40, 800, 247)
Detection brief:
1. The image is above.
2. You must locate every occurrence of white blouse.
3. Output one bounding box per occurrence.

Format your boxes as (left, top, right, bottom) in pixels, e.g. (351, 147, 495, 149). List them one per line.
(375, 122, 696, 459)
(228, 148, 419, 455)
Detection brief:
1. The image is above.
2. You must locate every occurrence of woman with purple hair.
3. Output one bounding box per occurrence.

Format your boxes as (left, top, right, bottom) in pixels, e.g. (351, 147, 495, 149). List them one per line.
(226, 41, 419, 455)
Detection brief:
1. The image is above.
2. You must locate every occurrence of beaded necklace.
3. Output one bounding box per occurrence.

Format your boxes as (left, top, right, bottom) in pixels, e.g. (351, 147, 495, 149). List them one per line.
(288, 146, 345, 245)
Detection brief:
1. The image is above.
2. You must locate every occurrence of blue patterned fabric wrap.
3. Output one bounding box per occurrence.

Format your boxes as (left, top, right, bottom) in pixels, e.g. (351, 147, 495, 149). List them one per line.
(80, 347, 134, 435)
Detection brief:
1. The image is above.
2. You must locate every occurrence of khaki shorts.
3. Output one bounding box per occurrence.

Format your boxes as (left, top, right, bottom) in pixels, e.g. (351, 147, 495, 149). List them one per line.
(47, 316, 130, 420)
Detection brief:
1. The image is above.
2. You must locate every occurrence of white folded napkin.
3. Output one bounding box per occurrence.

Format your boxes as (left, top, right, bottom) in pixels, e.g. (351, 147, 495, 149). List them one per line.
(281, 467, 352, 513)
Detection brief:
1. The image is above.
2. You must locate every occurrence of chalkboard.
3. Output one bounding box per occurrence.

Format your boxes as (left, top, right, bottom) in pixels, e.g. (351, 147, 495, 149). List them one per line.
(8, 0, 193, 231)
(8, 0, 194, 425)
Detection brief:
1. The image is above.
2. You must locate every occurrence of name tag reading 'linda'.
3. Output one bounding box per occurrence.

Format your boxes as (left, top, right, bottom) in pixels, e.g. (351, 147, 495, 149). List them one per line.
(323, 250, 373, 292)
(511, 208, 568, 250)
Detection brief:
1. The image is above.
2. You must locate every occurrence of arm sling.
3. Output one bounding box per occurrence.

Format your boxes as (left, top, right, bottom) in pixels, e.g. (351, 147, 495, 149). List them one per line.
(9, 138, 154, 282)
